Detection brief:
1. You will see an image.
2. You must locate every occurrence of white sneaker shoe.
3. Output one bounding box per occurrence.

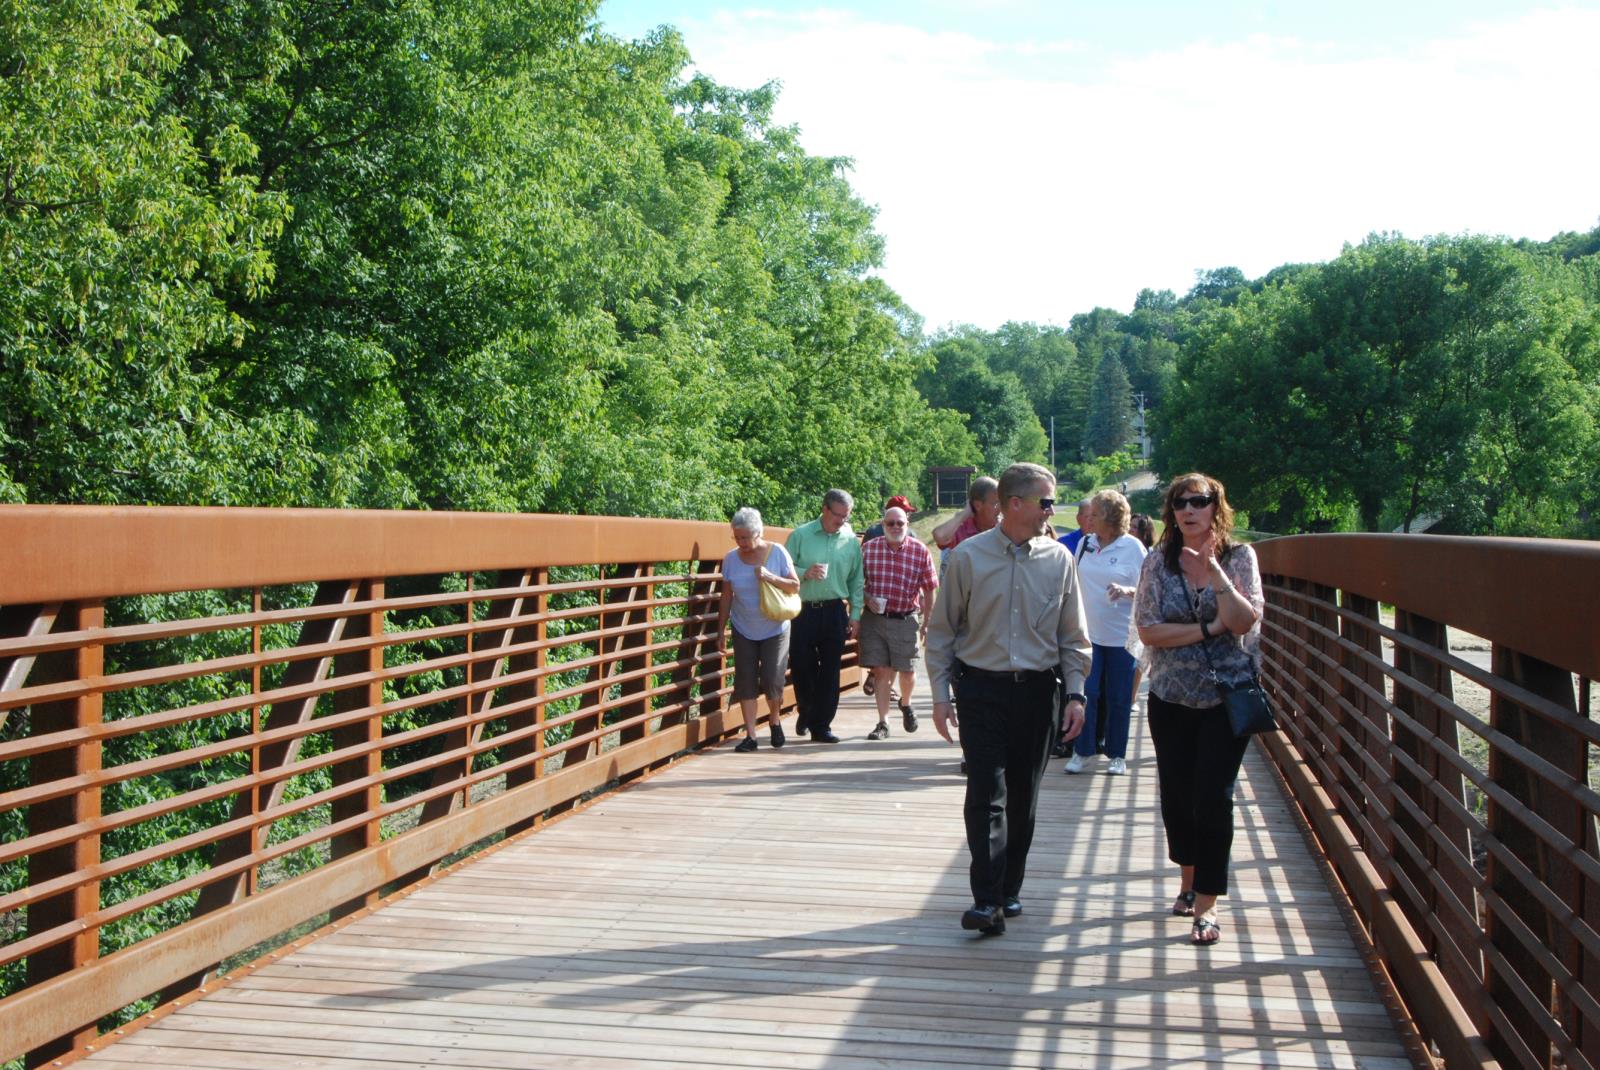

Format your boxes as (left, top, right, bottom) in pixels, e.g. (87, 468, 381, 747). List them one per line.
(1107, 757, 1127, 775)
(1063, 753, 1087, 774)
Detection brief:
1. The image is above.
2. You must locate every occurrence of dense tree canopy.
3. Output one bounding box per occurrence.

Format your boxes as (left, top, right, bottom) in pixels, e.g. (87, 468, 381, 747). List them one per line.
(2, 1, 1596, 539)
(1155, 234, 1600, 536)
(0, 0, 975, 524)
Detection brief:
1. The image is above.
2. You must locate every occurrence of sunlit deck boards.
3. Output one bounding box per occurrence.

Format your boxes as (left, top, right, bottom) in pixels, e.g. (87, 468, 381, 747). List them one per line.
(81, 690, 1415, 1070)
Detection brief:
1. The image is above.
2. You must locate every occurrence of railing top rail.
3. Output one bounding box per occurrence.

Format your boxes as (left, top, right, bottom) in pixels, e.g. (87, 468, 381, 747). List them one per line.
(0, 505, 757, 603)
(1255, 532, 1600, 679)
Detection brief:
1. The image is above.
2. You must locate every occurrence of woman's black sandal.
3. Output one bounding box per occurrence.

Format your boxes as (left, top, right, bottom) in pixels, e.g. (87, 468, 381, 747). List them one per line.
(1191, 916, 1221, 945)
(1172, 890, 1196, 917)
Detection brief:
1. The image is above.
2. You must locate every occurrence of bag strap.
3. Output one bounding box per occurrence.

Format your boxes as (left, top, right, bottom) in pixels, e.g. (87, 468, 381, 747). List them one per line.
(761, 543, 776, 572)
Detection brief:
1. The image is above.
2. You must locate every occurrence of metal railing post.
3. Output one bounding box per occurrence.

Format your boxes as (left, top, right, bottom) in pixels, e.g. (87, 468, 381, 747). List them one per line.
(23, 600, 103, 1068)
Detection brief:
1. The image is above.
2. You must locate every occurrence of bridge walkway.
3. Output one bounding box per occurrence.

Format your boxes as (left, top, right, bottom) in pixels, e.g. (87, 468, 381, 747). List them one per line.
(76, 685, 1415, 1070)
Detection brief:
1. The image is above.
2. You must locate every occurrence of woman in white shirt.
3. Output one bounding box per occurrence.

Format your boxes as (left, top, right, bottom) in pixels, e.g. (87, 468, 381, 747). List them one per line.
(1063, 490, 1146, 776)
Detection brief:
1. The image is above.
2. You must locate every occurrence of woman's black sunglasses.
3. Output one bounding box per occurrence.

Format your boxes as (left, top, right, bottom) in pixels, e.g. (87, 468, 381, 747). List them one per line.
(1172, 494, 1216, 510)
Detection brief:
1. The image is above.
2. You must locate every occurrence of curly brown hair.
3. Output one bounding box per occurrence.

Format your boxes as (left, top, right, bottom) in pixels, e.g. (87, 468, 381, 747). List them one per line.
(1158, 472, 1238, 572)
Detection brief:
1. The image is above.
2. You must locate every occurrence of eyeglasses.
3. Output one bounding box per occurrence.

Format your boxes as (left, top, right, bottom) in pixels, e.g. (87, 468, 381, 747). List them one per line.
(826, 507, 850, 521)
(1173, 494, 1216, 511)
(883, 521, 906, 528)
(1012, 496, 1055, 510)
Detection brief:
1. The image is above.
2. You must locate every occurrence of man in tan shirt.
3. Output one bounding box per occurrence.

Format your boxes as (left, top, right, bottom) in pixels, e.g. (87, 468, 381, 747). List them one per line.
(927, 462, 1091, 935)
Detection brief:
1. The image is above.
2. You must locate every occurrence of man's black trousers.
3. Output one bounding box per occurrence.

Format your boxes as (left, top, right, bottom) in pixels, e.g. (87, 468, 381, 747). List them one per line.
(954, 669, 1060, 908)
(790, 600, 847, 735)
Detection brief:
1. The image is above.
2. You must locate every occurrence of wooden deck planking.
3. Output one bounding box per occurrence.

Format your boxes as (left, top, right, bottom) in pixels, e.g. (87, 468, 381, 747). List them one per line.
(81, 684, 1415, 1069)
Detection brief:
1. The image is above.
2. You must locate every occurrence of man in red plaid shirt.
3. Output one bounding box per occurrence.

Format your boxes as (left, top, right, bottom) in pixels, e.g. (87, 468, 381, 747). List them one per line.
(860, 504, 939, 739)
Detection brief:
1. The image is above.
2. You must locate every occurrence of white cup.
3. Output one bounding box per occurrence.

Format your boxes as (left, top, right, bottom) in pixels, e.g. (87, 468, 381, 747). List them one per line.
(868, 595, 887, 615)
(815, 561, 829, 579)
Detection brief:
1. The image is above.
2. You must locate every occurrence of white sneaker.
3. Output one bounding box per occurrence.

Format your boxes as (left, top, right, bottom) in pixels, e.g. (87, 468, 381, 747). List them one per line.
(1063, 753, 1087, 774)
(1107, 757, 1127, 775)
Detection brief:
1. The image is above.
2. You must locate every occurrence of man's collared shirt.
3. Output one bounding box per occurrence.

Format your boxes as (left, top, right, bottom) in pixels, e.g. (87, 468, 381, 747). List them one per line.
(925, 525, 1092, 705)
(862, 535, 938, 614)
(786, 518, 866, 620)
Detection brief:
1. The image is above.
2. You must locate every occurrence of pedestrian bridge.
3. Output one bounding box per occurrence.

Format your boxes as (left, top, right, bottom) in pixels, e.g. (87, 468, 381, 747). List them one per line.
(1, 507, 1595, 1070)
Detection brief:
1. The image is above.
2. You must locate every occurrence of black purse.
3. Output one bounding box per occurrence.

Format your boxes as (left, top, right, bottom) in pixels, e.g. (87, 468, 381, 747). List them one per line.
(1193, 592, 1278, 738)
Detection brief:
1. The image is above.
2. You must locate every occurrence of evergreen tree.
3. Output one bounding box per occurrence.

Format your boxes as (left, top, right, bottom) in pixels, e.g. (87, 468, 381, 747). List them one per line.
(1082, 352, 1134, 458)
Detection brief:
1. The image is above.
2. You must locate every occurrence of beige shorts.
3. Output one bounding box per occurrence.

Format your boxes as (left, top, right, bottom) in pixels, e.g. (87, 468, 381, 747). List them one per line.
(859, 611, 921, 671)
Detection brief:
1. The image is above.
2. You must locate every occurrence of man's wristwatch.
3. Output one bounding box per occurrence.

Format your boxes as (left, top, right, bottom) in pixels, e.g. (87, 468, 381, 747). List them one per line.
(1064, 692, 1087, 706)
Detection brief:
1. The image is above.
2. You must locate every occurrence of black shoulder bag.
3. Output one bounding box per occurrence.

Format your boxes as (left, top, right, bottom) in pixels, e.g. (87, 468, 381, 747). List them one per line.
(1193, 592, 1278, 738)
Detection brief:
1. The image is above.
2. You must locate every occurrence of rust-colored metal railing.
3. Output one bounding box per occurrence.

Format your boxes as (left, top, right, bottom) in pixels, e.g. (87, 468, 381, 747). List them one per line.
(1255, 534, 1600, 1070)
(0, 505, 823, 1067)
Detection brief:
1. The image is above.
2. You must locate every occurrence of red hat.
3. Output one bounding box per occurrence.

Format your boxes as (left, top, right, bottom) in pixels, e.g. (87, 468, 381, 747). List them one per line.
(885, 495, 915, 513)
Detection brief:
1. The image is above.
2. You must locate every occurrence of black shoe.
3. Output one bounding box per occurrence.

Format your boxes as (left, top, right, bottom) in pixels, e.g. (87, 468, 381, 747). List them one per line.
(900, 705, 918, 733)
(770, 724, 786, 749)
(1003, 897, 1023, 918)
(735, 737, 758, 753)
(863, 674, 876, 696)
(795, 717, 809, 736)
(866, 722, 889, 740)
(812, 731, 841, 743)
(961, 904, 1005, 935)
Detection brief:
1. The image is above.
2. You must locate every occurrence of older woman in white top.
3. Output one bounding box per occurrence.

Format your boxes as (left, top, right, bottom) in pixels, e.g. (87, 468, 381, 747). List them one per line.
(1063, 489, 1146, 776)
(717, 507, 801, 752)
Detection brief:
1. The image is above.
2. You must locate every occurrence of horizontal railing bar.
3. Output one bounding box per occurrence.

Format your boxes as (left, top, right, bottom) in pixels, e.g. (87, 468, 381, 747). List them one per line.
(1263, 626, 1600, 913)
(1266, 581, 1593, 741)
(0, 571, 712, 661)
(1476, 912, 1593, 1070)
(0, 590, 710, 717)
(1263, 615, 1600, 821)
(0, 505, 756, 604)
(1256, 533, 1600, 681)
(0, 607, 716, 771)
(0, 630, 719, 818)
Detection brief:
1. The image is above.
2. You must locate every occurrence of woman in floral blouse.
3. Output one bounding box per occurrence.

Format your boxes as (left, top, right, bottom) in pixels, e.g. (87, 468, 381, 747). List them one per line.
(1133, 474, 1263, 946)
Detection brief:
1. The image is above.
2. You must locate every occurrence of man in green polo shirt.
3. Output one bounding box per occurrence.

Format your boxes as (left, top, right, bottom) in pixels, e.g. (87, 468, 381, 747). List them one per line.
(785, 488, 866, 742)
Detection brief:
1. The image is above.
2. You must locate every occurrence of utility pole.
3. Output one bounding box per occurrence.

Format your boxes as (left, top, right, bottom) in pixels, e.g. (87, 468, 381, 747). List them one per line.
(1130, 392, 1148, 459)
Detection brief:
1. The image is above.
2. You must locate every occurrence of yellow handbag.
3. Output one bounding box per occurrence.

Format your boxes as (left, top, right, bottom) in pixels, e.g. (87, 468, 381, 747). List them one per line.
(758, 544, 801, 622)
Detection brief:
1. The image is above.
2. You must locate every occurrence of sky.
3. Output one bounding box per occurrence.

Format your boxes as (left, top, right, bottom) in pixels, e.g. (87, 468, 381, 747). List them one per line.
(594, 1, 1600, 330)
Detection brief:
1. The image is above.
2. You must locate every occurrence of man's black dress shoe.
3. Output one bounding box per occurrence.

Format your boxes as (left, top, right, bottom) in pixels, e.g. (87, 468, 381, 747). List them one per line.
(1003, 897, 1023, 918)
(812, 731, 841, 743)
(795, 718, 809, 736)
(961, 904, 1005, 935)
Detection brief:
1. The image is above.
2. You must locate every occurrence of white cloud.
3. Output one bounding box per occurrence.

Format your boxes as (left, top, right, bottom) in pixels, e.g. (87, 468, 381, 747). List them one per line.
(673, 7, 1600, 328)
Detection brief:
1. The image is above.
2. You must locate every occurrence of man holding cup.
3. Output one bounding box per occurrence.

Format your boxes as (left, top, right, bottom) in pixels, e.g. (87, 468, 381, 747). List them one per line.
(786, 489, 865, 742)
(860, 504, 938, 739)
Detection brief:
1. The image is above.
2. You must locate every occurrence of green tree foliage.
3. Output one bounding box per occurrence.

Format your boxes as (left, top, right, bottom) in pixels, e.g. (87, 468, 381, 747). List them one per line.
(1156, 234, 1600, 536)
(919, 327, 1047, 474)
(1082, 351, 1134, 458)
(1184, 265, 1249, 307)
(1, 0, 961, 527)
(0, 0, 291, 505)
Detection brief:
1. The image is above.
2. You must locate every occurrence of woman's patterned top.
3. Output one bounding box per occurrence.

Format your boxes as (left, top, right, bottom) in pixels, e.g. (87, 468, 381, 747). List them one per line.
(1133, 542, 1264, 708)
